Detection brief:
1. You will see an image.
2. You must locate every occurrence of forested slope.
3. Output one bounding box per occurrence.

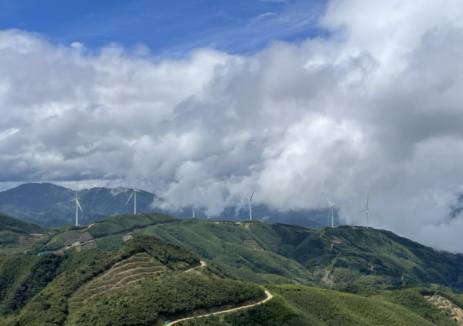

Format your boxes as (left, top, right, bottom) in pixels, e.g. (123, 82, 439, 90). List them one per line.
(181, 286, 462, 326)
(0, 236, 264, 326)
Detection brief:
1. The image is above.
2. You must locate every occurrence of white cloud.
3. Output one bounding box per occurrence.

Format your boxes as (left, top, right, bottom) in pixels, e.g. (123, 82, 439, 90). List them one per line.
(0, 0, 463, 252)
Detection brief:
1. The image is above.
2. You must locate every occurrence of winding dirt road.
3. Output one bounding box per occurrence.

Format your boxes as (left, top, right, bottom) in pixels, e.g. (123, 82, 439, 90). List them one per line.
(185, 261, 206, 273)
(165, 289, 273, 326)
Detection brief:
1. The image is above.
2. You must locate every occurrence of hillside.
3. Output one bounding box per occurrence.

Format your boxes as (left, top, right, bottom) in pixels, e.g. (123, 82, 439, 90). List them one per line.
(0, 213, 49, 234)
(0, 183, 337, 228)
(180, 286, 463, 326)
(0, 213, 50, 254)
(0, 236, 265, 326)
(9, 212, 462, 292)
(134, 219, 463, 292)
(2, 214, 463, 325)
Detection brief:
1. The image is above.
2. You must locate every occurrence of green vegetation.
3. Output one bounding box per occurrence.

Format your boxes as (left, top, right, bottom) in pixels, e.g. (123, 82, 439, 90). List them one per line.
(0, 213, 50, 254)
(88, 212, 179, 238)
(2, 213, 463, 326)
(131, 219, 463, 292)
(95, 235, 124, 251)
(0, 213, 49, 234)
(68, 273, 263, 326)
(0, 236, 267, 326)
(0, 249, 107, 316)
(3, 213, 463, 292)
(183, 285, 458, 326)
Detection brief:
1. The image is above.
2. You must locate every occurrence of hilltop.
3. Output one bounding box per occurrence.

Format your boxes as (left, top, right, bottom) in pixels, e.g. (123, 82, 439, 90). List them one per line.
(0, 183, 337, 227)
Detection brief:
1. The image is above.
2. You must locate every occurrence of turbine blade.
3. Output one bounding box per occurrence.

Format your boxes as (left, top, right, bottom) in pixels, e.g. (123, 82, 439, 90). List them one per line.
(76, 200, 83, 213)
(250, 189, 255, 200)
(125, 191, 134, 206)
(325, 197, 332, 206)
(359, 209, 366, 213)
(366, 194, 369, 209)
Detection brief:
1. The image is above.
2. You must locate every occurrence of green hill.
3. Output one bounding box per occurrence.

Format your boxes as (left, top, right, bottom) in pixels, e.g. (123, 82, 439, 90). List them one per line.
(3, 213, 463, 292)
(0, 212, 50, 254)
(181, 285, 463, 326)
(2, 212, 463, 326)
(0, 213, 49, 234)
(0, 236, 265, 326)
(131, 219, 463, 291)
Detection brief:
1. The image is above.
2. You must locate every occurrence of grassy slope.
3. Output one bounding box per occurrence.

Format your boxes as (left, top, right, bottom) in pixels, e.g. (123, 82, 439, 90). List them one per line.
(182, 285, 457, 326)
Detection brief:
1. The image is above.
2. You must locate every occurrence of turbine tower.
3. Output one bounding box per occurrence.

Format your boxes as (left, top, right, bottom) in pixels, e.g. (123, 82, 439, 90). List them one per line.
(125, 187, 140, 214)
(192, 190, 196, 218)
(359, 194, 370, 228)
(245, 190, 255, 221)
(325, 197, 337, 228)
(70, 189, 83, 226)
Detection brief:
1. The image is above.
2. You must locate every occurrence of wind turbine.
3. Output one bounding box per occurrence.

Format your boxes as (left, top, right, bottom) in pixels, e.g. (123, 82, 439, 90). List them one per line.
(192, 190, 196, 218)
(359, 194, 370, 228)
(325, 197, 337, 228)
(245, 190, 255, 220)
(70, 188, 83, 226)
(125, 186, 140, 214)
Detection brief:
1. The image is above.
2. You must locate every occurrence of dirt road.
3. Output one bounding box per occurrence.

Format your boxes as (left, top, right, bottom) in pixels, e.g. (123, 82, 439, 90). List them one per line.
(165, 289, 273, 326)
(184, 261, 206, 273)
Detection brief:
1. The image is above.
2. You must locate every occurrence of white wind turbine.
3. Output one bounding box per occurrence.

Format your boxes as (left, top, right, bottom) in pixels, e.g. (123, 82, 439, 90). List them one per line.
(325, 197, 337, 228)
(359, 194, 370, 228)
(245, 190, 255, 220)
(192, 190, 196, 218)
(125, 185, 140, 215)
(70, 186, 83, 226)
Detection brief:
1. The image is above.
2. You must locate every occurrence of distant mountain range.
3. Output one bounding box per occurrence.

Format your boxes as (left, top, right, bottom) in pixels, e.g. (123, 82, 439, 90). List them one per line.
(0, 183, 337, 227)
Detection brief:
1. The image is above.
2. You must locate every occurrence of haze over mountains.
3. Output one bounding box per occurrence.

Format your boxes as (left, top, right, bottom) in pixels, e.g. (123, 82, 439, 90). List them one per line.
(0, 183, 336, 228)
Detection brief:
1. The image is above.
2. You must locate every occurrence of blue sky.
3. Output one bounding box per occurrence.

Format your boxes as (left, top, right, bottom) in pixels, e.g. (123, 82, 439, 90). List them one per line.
(0, 0, 327, 56)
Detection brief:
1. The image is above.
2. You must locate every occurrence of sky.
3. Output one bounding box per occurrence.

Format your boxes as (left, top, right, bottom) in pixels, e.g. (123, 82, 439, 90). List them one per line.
(1, 0, 463, 252)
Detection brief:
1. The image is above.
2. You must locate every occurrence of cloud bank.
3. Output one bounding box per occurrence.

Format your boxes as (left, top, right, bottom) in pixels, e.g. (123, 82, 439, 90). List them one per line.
(1, 0, 463, 251)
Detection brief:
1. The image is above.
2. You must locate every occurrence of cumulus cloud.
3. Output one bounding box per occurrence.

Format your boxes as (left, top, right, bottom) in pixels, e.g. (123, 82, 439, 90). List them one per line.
(1, 0, 463, 252)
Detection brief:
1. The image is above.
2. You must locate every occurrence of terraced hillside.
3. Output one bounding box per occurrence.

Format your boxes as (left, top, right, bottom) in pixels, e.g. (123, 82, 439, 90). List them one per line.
(0, 237, 265, 326)
(426, 295, 463, 325)
(73, 253, 166, 302)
